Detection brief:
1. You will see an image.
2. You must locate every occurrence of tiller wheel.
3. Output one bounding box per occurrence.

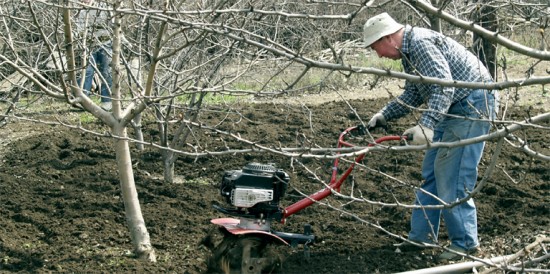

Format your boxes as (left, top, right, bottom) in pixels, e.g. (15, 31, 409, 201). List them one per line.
(206, 231, 282, 274)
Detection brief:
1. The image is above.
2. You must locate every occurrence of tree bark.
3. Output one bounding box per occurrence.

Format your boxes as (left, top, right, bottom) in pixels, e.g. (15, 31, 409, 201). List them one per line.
(473, 1, 498, 80)
(428, 0, 442, 33)
(132, 113, 144, 151)
(113, 124, 157, 261)
(163, 150, 175, 184)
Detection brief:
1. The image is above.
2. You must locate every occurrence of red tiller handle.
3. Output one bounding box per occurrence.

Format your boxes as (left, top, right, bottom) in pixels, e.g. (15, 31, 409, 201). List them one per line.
(282, 126, 407, 223)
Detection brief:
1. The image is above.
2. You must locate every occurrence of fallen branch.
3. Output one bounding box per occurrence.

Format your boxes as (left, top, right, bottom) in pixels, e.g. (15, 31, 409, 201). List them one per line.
(480, 235, 549, 274)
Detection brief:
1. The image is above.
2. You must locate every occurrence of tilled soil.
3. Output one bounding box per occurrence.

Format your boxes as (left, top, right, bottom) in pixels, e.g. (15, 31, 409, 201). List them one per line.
(0, 98, 548, 273)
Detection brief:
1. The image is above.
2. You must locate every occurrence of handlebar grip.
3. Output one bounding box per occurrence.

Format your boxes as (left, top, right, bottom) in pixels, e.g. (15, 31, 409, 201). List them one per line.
(356, 125, 367, 135)
(354, 124, 387, 135)
(366, 124, 388, 132)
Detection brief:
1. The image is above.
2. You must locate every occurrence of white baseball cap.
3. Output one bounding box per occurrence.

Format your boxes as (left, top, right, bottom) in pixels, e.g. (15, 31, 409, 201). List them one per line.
(363, 13, 404, 47)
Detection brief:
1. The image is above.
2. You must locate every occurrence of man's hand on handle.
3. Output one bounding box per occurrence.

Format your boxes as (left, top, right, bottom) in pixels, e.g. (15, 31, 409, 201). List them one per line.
(403, 125, 434, 145)
(367, 113, 387, 133)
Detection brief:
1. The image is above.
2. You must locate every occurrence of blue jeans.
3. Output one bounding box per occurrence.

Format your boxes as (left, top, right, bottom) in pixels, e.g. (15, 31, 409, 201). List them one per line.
(408, 89, 497, 250)
(78, 43, 112, 103)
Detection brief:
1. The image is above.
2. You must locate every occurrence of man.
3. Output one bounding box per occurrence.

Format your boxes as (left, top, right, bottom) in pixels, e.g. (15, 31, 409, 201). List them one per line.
(363, 13, 498, 261)
(76, 0, 113, 111)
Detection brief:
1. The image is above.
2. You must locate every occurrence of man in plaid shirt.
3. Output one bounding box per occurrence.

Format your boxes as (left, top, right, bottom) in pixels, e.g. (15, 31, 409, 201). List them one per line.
(363, 13, 498, 261)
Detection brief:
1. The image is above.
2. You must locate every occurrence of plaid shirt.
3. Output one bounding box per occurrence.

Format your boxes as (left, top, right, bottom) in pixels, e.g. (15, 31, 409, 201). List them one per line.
(381, 25, 492, 129)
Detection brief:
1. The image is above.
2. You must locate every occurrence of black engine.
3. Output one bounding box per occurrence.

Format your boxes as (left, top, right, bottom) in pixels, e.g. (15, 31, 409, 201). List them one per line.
(218, 163, 290, 220)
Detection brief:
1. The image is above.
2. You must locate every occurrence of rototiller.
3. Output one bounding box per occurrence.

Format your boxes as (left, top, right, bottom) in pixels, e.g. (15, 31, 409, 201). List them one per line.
(203, 125, 407, 273)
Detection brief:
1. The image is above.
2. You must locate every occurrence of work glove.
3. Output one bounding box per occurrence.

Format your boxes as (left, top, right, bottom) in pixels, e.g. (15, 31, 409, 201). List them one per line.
(403, 125, 434, 145)
(353, 124, 367, 136)
(367, 113, 387, 133)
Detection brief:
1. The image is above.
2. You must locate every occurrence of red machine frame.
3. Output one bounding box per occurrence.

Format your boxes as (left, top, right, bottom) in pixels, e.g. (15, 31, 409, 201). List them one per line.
(211, 126, 406, 245)
(282, 128, 405, 223)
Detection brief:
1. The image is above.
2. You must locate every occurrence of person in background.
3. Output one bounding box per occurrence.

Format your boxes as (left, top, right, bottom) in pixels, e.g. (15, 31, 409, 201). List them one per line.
(362, 12, 498, 261)
(75, 0, 112, 111)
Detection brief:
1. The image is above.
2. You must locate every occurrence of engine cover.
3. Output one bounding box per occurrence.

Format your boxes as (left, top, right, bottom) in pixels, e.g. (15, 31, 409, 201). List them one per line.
(219, 163, 289, 217)
(232, 188, 274, 208)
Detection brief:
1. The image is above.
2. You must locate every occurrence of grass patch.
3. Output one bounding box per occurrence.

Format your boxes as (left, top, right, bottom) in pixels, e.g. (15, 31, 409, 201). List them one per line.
(355, 51, 402, 70)
(173, 91, 246, 106)
(79, 112, 96, 124)
(202, 93, 243, 104)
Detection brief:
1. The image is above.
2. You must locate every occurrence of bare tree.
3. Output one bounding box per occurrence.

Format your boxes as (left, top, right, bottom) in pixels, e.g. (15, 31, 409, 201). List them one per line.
(0, 0, 548, 270)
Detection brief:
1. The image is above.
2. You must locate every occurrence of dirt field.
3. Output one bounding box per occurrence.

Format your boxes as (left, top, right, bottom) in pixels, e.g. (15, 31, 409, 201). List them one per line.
(0, 90, 548, 273)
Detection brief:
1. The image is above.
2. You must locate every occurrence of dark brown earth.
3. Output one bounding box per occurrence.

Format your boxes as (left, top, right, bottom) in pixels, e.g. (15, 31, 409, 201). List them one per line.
(0, 97, 548, 273)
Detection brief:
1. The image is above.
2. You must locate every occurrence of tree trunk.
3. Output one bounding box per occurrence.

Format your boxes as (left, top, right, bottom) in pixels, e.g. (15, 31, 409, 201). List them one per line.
(113, 124, 157, 261)
(473, 1, 498, 80)
(132, 113, 144, 151)
(163, 150, 175, 184)
(129, 57, 144, 151)
(428, 0, 441, 33)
